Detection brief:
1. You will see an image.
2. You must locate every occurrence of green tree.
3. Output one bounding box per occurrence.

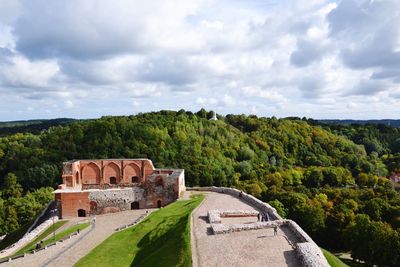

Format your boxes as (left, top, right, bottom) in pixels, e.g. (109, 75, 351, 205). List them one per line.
(268, 199, 287, 218)
(2, 173, 22, 199)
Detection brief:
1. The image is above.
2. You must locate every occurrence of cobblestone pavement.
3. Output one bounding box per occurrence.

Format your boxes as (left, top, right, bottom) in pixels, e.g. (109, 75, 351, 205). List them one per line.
(191, 192, 301, 267)
(3, 209, 152, 267)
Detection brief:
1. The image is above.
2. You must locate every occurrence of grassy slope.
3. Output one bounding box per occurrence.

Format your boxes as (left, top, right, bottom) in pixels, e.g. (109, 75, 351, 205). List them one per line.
(321, 248, 349, 267)
(15, 220, 68, 254)
(41, 222, 90, 247)
(75, 195, 204, 267)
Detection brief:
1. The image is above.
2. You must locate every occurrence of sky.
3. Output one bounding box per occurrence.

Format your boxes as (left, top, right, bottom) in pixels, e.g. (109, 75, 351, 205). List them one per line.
(0, 0, 400, 121)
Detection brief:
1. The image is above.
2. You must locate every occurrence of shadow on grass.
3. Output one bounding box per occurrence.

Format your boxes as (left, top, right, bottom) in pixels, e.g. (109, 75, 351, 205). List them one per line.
(340, 258, 365, 267)
(130, 214, 191, 267)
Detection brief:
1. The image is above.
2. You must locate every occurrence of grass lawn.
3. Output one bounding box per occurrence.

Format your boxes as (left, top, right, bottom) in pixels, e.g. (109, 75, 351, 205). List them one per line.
(40, 222, 90, 247)
(15, 220, 68, 255)
(75, 194, 205, 267)
(321, 248, 349, 267)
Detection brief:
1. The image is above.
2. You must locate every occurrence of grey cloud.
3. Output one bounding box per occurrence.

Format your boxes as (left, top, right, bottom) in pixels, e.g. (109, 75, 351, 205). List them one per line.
(297, 76, 325, 98)
(328, 0, 400, 84)
(137, 57, 197, 86)
(290, 39, 325, 67)
(13, 1, 153, 60)
(371, 70, 400, 83)
(347, 80, 386, 96)
(327, 0, 369, 37)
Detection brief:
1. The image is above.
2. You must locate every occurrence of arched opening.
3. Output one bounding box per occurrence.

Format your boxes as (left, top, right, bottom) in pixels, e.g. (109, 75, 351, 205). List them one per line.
(110, 177, 117, 184)
(155, 177, 164, 187)
(78, 209, 86, 217)
(123, 163, 141, 183)
(157, 200, 162, 208)
(131, 202, 140, 210)
(82, 163, 101, 184)
(75, 171, 79, 185)
(132, 176, 139, 183)
(90, 201, 97, 212)
(104, 162, 121, 184)
(66, 177, 73, 187)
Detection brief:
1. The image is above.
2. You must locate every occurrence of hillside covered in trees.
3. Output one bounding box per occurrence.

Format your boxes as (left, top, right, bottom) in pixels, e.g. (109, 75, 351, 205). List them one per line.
(0, 110, 399, 265)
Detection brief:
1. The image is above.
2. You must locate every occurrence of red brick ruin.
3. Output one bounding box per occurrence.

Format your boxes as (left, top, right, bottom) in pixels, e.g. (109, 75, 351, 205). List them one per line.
(54, 159, 185, 218)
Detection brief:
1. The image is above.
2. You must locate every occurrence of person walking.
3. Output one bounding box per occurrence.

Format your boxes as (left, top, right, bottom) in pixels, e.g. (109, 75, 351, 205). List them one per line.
(257, 212, 261, 222)
(274, 225, 278, 236)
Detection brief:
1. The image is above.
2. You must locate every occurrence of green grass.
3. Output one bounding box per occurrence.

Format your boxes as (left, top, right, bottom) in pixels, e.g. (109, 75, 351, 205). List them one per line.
(0, 220, 33, 251)
(40, 222, 90, 247)
(75, 195, 205, 267)
(321, 248, 349, 267)
(14, 220, 68, 255)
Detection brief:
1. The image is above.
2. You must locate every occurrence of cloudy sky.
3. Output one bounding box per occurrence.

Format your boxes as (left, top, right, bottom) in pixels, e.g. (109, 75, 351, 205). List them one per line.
(0, 0, 399, 121)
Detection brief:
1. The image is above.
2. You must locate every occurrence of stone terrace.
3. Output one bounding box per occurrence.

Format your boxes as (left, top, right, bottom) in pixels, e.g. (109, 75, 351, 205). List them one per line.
(191, 192, 302, 267)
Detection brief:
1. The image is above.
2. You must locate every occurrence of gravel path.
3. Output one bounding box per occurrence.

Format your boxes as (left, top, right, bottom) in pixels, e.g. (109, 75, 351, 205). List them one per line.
(3, 209, 151, 267)
(191, 192, 301, 267)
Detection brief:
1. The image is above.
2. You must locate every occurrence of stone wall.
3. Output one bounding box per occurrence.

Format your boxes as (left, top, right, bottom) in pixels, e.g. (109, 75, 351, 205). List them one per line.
(89, 187, 144, 214)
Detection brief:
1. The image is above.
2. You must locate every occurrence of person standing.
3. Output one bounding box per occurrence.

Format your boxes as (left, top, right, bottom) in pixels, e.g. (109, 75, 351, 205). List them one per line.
(274, 225, 278, 236)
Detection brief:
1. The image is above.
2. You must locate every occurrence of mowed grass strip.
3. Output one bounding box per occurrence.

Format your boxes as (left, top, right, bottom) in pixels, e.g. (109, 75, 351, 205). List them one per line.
(75, 194, 204, 267)
(15, 220, 68, 255)
(41, 222, 90, 247)
(321, 248, 349, 267)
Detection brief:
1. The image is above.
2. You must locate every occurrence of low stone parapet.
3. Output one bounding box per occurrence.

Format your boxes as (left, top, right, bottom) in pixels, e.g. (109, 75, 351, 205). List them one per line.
(207, 210, 221, 224)
(211, 221, 285, 234)
(296, 242, 329, 267)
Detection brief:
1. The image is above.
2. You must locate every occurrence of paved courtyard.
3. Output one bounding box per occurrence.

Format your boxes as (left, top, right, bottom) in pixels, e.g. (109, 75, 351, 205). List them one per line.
(3, 209, 149, 267)
(191, 192, 301, 267)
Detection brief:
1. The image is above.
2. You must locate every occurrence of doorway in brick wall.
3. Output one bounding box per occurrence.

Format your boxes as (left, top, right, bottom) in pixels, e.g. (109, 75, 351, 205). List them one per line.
(78, 209, 86, 217)
(131, 201, 139, 210)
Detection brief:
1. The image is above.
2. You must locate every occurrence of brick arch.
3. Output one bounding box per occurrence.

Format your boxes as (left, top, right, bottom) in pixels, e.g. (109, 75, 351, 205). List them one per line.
(75, 171, 80, 185)
(82, 163, 100, 184)
(104, 162, 121, 184)
(123, 163, 141, 183)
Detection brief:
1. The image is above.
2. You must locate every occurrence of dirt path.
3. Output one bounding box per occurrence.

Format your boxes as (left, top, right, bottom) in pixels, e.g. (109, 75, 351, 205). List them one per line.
(191, 192, 301, 267)
(3, 209, 152, 267)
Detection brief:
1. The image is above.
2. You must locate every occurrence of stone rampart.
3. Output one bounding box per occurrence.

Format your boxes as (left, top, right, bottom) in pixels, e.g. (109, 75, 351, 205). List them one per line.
(188, 186, 329, 267)
(188, 186, 282, 220)
(0, 216, 59, 258)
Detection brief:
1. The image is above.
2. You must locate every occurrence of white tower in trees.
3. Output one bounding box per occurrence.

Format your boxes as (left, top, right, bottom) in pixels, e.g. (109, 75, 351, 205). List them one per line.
(209, 111, 218, 121)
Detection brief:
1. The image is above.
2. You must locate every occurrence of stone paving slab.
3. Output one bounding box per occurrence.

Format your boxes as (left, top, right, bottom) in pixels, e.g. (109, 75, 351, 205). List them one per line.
(191, 192, 301, 267)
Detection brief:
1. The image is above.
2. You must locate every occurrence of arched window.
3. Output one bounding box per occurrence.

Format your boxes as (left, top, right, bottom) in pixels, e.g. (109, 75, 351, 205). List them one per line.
(75, 172, 79, 185)
(132, 176, 139, 183)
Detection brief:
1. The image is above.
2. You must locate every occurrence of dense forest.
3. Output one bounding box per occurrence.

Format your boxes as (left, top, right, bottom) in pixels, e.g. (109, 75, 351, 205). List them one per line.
(0, 110, 399, 266)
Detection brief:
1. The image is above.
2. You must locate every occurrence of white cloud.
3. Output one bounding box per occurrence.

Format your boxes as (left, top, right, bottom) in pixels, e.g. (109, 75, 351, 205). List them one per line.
(0, 0, 399, 120)
(0, 55, 59, 88)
